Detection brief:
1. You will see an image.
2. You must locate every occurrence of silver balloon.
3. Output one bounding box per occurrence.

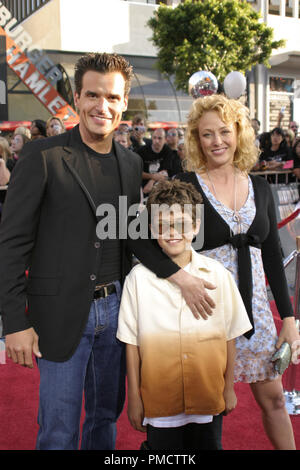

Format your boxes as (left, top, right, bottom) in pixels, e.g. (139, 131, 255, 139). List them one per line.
(188, 71, 218, 99)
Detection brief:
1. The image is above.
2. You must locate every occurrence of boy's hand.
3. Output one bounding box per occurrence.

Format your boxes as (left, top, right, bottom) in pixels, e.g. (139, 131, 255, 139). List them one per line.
(168, 269, 216, 320)
(127, 394, 147, 433)
(223, 386, 237, 416)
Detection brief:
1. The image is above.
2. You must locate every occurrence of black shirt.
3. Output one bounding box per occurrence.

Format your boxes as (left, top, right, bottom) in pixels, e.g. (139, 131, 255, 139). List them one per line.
(84, 142, 122, 284)
(259, 145, 292, 183)
(170, 149, 183, 175)
(137, 143, 181, 185)
(6, 156, 18, 172)
(293, 152, 300, 169)
(130, 136, 151, 152)
(259, 145, 291, 163)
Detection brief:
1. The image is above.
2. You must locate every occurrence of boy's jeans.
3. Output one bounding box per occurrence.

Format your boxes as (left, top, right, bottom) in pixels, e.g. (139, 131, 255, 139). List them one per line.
(36, 281, 125, 450)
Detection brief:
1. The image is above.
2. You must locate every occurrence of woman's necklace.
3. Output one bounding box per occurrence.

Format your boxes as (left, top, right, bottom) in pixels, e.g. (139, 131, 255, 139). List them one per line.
(205, 168, 242, 232)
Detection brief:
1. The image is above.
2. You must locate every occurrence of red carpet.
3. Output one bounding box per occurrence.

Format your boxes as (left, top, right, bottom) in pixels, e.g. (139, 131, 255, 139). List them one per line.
(0, 302, 299, 450)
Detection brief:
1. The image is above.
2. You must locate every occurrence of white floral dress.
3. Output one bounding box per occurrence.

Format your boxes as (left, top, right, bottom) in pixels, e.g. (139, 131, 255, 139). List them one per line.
(197, 174, 278, 383)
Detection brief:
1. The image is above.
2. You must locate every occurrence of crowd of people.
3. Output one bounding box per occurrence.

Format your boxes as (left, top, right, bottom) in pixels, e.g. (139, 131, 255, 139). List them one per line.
(0, 52, 299, 452)
(114, 110, 300, 190)
(251, 116, 300, 181)
(1, 102, 299, 201)
(0, 117, 66, 216)
(0, 117, 66, 178)
(114, 118, 185, 195)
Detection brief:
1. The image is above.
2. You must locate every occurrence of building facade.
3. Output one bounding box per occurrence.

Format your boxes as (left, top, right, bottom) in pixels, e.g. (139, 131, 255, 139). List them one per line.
(1, 0, 192, 125)
(2, 0, 300, 130)
(249, 0, 300, 131)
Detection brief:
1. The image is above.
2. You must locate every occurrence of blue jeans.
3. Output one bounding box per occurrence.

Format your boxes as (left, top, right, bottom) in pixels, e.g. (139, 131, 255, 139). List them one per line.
(36, 281, 125, 450)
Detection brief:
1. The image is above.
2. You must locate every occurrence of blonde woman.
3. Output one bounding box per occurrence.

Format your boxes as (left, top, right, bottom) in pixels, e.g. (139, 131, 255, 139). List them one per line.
(46, 117, 66, 137)
(14, 126, 31, 140)
(177, 94, 299, 450)
(114, 130, 131, 148)
(9, 133, 30, 172)
(0, 136, 11, 186)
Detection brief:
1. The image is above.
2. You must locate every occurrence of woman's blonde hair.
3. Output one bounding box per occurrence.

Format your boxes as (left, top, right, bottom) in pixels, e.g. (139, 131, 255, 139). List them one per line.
(46, 116, 66, 135)
(14, 126, 31, 140)
(185, 94, 259, 173)
(0, 136, 11, 161)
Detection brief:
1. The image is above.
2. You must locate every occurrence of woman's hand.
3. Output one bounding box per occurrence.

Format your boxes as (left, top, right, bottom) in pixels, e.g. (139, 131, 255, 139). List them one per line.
(276, 317, 300, 348)
(276, 317, 300, 365)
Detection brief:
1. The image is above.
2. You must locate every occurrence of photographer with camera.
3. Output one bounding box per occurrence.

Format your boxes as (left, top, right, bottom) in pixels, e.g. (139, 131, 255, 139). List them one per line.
(130, 114, 151, 151)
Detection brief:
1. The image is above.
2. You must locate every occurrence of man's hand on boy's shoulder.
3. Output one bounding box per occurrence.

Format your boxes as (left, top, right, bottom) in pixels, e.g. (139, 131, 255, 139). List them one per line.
(168, 269, 216, 320)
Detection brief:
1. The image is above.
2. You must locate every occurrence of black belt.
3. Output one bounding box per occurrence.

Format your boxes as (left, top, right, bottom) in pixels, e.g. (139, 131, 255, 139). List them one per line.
(93, 283, 116, 299)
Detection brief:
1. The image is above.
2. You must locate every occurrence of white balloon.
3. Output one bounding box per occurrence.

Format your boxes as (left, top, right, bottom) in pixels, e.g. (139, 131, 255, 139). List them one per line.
(223, 71, 247, 99)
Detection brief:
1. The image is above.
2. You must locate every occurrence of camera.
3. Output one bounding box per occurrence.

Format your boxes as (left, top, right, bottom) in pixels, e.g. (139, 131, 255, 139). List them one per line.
(134, 126, 145, 132)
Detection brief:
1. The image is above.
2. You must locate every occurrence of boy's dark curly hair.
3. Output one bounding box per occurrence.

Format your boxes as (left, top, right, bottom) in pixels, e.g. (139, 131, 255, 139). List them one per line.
(146, 179, 203, 225)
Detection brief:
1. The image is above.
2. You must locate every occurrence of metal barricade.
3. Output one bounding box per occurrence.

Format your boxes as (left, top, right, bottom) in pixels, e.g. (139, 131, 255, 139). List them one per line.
(283, 236, 300, 415)
(250, 169, 294, 185)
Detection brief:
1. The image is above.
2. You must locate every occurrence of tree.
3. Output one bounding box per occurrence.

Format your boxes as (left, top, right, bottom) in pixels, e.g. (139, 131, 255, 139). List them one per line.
(147, 0, 285, 93)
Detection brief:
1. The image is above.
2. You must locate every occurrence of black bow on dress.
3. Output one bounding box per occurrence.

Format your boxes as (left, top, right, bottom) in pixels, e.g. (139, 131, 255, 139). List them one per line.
(227, 233, 261, 339)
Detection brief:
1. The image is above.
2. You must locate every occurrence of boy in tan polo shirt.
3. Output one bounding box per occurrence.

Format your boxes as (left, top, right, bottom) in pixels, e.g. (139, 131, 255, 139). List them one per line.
(117, 180, 251, 450)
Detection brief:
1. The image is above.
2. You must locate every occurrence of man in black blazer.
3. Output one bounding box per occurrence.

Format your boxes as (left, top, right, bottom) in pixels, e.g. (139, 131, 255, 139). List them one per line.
(0, 53, 216, 450)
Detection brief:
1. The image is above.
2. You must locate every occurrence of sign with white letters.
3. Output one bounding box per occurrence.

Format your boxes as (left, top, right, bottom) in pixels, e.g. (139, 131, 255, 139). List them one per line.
(0, 2, 78, 122)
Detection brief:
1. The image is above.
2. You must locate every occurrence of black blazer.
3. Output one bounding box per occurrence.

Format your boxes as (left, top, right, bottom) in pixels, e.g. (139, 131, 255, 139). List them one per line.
(0, 126, 178, 361)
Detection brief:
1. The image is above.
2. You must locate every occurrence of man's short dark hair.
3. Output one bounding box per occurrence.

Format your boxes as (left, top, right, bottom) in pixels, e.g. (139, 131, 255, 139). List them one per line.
(74, 52, 133, 97)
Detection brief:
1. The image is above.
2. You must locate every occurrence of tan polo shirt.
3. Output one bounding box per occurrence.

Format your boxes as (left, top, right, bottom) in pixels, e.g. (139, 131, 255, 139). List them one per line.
(117, 249, 251, 418)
